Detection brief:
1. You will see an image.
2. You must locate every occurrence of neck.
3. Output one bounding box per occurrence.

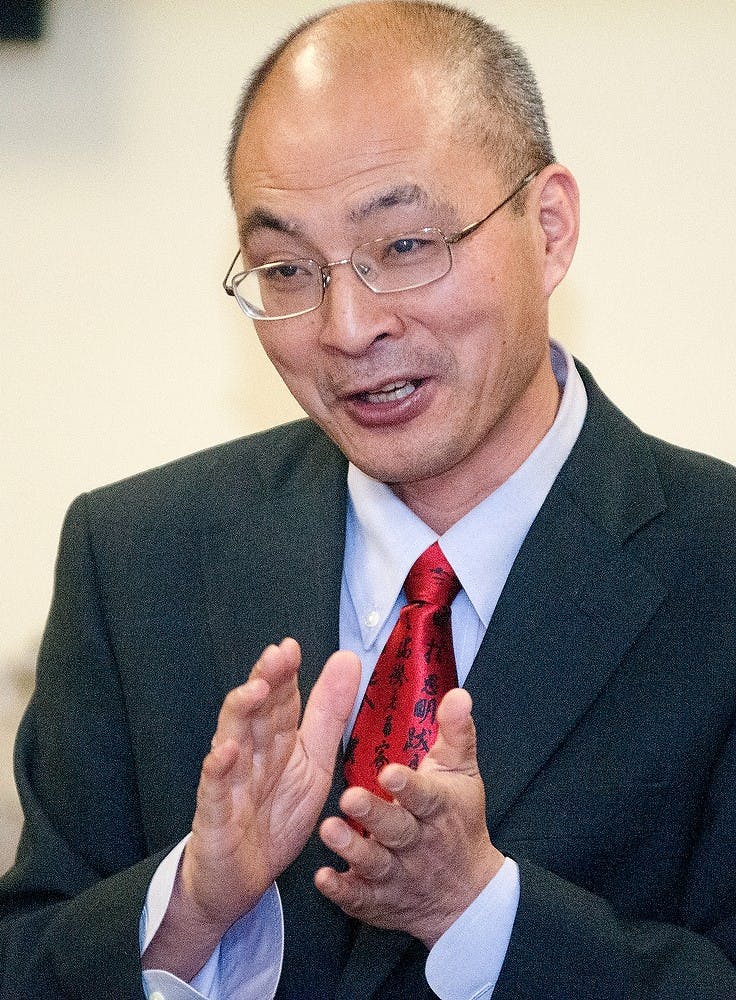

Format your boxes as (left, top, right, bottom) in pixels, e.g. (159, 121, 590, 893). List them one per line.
(393, 363, 562, 535)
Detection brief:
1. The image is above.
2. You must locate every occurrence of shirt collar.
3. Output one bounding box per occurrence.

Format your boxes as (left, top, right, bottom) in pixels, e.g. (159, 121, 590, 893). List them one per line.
(345, 340, 588, 647)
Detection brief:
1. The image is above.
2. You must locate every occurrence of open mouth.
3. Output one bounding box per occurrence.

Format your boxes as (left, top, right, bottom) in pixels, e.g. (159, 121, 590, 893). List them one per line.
(357, 379, 423, 404)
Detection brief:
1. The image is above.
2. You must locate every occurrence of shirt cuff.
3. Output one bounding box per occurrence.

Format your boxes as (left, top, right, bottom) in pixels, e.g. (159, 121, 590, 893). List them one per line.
(425, 857, 520, 1000)
(140, 837, 284, 1000)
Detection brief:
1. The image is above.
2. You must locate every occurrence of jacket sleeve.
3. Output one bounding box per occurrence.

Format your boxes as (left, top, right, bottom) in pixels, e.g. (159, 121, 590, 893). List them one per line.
(0, 495, 165, 1000)
(492, 717, 736, 1000)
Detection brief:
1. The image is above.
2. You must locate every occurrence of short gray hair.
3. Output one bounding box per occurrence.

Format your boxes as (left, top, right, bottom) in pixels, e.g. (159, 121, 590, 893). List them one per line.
(225, 1, 555, 198)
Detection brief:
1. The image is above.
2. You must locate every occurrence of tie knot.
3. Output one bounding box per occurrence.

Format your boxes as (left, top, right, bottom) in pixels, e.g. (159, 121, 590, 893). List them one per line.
(404, 542, 461, 608)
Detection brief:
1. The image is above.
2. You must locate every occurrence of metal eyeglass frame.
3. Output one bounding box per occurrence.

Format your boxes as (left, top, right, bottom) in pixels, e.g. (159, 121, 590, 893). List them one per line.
(222, 167, 542, 320)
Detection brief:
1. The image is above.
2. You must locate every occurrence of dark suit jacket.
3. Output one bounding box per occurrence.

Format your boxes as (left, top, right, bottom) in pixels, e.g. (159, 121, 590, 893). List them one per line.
(1, 363, 735, 999)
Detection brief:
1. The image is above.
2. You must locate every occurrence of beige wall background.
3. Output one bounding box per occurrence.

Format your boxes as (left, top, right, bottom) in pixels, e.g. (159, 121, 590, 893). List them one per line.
(2, 1, 735, 869)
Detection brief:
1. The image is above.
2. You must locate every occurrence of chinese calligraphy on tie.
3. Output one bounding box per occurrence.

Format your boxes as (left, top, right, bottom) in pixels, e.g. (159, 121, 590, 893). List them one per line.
(344, 542, 461, 801)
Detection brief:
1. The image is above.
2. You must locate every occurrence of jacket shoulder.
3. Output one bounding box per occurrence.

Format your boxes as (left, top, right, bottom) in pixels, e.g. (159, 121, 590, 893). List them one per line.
(570, 359, 736, 540)
(67, 419, 344, 538)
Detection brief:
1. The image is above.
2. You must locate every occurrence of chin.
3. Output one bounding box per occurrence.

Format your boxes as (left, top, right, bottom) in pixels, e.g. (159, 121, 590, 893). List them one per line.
(346, 450, 445, 488)
(324, 421, 455, 486)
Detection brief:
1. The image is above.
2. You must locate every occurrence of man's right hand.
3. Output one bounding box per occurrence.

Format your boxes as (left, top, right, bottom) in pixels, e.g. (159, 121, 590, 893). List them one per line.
(142, 637, 361, 982)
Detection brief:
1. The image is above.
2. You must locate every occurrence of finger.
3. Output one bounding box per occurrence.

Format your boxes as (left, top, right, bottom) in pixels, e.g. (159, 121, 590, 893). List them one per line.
(300, 650, 362, 775)
(427, 688, 479, 772)
(192, 738, 241, 831)
(314, 865, 372, 919)
(210, 674, 270, 751)
(248, 639, 303, 752)
(212, 639, 300, 750)
(318, 817, 393, 880)
(378, 764, 445, 822)
(249, 636, 301, 688)
(339, 785, 419, 851)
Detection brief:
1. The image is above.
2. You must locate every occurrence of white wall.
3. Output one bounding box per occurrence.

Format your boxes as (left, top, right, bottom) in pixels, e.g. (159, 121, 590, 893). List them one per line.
(1, 0, 735, 861)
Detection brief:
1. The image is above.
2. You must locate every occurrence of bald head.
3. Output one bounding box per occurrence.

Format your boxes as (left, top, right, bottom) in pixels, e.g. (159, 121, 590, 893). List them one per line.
(225, 1, 554, 197)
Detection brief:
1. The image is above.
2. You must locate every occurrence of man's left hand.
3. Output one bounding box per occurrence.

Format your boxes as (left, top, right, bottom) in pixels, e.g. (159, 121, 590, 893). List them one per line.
(315, 688, 504, 947)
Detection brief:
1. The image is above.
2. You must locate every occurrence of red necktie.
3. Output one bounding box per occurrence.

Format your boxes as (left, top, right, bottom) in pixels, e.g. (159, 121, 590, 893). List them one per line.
(344, 542, 461, 801)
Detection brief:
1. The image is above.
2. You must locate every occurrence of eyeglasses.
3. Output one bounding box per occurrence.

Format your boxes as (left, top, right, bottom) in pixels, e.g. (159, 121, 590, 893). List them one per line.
(223, 168, 540, 321)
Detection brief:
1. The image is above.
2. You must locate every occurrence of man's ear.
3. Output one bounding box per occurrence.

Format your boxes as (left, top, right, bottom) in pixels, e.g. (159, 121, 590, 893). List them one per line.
(536, 165, 580, 298)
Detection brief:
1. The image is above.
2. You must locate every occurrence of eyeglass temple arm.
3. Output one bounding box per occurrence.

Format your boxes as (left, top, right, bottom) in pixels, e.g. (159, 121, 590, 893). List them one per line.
(446, 168, 543, 246)
(223, 249, 241, 295)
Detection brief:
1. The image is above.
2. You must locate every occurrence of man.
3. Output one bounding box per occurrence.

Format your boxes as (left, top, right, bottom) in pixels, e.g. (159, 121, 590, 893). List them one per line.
(1, 2, 734, 998)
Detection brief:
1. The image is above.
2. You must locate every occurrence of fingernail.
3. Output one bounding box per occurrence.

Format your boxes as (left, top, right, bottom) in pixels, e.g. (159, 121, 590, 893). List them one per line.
(382, 769, 406, 793)
(331, 823, 351, 849)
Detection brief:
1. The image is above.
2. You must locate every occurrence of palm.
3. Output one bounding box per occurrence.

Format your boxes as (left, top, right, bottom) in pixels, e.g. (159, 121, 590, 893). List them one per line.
(184, 640, 361, 930)
(237, 732, 332, 886)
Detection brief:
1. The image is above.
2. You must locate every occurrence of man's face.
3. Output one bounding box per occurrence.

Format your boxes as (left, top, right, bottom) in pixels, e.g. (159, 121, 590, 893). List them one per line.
(231, 46, 558, 517)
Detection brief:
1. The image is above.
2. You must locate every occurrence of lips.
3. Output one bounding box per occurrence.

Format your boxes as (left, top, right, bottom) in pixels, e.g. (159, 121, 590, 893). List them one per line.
(339, 375, 431, 428)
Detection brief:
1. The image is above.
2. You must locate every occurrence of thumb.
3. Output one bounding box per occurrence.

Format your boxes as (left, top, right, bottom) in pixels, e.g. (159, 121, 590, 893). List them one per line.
(300, 650, 362, 774)
(429, 688, 479, 773)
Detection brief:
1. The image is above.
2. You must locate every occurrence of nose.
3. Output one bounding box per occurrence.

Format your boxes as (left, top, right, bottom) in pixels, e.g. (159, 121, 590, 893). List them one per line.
(316, 261, 404, 357)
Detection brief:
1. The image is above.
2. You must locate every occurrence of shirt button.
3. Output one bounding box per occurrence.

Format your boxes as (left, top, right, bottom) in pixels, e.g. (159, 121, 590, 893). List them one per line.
(364, 610, 380, 629)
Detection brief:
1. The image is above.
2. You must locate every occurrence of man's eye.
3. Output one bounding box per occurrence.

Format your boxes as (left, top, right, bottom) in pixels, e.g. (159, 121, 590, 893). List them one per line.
(378, 235, 437, 270)
(267, 263, 300, 278)
(261, 262, 312, 284)
(389, 237, 422, 255)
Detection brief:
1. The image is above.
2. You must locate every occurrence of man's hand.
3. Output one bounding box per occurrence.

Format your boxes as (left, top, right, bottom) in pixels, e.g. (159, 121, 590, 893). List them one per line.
(143, 638, 361, 980)
(315, 688, 504, 948)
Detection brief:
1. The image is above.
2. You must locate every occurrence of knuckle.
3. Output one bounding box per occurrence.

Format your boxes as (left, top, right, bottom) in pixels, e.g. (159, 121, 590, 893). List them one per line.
(385, 814, 419, 851)
(415, 785, 443, 820)
(369, 847, 393, 880)
(200, 753, 216, 781)
(226, 683, 248, 707)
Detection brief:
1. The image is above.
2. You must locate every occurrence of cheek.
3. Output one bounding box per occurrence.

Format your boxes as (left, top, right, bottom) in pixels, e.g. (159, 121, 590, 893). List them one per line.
(256, 323, 310, 380)
(411, 271, 499, 344)
(431, 286, 506, 370)
(255, 325, 330, 416)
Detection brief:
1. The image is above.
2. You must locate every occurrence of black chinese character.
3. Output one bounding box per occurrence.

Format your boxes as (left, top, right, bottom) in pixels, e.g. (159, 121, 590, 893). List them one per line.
(403, 727, 430, 754)
(383, 714, 393, 737)
(413, 696, 437, 724)
(388, 663, 407, 686)
(421, 674, 439, 696)
(432, 607, 451, 628)
(373, 739, 391, 772)
(424, 636, 450, 664)
(395, 635, 413, 659)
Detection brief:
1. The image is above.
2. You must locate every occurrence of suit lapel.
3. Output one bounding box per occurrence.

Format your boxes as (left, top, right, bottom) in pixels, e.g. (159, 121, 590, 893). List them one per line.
(468, 363, 669, 832)
(467, 482, 667, 832)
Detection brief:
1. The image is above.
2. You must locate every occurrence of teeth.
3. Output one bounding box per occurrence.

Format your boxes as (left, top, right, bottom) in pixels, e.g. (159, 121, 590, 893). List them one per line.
(364, 381, 417, 404)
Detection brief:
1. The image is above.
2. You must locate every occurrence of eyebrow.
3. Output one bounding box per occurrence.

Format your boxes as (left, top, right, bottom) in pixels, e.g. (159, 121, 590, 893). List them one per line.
(238, 183, 452, 244)
(239, 208, 296, 243)
(348, 183, 434, 223)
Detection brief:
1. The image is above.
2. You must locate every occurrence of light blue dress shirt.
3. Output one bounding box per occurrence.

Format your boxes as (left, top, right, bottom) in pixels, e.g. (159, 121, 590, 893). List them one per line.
(142, 341, 587, 1000)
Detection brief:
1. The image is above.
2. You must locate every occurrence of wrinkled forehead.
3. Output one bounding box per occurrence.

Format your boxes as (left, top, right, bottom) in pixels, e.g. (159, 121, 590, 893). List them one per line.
(231, 131, 489, 253)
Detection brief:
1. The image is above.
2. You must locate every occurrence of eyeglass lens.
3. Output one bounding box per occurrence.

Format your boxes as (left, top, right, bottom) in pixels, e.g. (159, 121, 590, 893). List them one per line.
(233, 230, 453, 320)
